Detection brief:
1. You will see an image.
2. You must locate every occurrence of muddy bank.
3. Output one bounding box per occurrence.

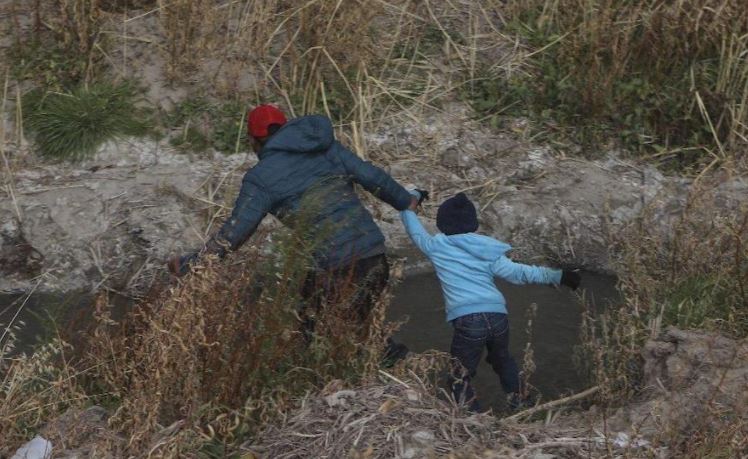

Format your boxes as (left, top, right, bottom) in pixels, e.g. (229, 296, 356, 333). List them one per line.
(245, 326, 748, 458)
(10, 322, 746, 457)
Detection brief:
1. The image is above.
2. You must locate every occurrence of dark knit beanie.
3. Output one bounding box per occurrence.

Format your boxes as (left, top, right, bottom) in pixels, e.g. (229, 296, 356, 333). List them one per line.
(437, 193, 479, 235)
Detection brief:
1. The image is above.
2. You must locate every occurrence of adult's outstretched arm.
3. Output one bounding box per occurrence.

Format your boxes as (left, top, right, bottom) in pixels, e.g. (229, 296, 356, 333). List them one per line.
(170, 174, 271, 276)
(333, 144, 413, 210)
(204, 173, 272, 257)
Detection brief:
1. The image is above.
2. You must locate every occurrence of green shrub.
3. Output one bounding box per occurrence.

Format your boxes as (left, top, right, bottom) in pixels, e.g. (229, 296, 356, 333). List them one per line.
(468, 0, 748, 168)
(23, 82, 152, 161)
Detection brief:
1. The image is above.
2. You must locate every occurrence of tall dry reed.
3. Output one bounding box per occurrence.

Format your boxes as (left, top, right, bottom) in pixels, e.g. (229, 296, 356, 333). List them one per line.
(503, 0, 748, 166)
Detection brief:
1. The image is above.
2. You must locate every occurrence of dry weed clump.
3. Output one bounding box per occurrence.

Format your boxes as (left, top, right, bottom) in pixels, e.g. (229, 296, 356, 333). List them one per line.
(1, 218, 397, 456)
(583, 179, 747, 393)
(7, 1, 107, 88)
(77, 240, 393, 455)
(0, 339, 90, 455)
(576, 180, 748, 455)
(6, 0, 519, 160)
(137, 0, 515, 154)
(248, 369, 611, 458)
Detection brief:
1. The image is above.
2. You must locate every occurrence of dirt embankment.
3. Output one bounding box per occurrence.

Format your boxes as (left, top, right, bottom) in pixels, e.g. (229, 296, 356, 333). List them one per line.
(3, 106, 746, 294)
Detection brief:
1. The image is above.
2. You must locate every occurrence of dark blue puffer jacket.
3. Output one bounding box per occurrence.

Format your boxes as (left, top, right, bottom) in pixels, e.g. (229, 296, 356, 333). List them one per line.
(204, 115, 412, 269)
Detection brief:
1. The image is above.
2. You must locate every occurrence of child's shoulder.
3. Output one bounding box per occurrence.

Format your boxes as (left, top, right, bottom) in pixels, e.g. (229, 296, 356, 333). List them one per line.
(442, 233, 512, 260)
(459, 232, 512, 248)
(471, 232, 508, 244)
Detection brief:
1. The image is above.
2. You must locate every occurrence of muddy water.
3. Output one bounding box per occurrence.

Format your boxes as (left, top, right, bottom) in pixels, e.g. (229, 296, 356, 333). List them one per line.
(387, 271, 619, 412)
(0, 291, 100, 354)
(2, 271, 618, 413)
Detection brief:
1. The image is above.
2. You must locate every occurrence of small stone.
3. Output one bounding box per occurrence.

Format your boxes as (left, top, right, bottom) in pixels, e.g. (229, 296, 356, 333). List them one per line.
(440, 147, 460, 168)
(324, 390, 357, 407)
(411, 430, 435, 444)
(405, 389, 421, 401)
(11, 436, 53, 459)
(528, 453, 556, 459)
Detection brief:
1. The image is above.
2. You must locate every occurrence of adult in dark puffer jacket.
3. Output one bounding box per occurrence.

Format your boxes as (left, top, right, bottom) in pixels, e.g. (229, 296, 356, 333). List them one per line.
(169, 104, 415, 360)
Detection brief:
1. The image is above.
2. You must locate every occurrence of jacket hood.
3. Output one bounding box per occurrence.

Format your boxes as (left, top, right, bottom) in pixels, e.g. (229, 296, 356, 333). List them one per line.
(444, 233, 511, 261)
(261, 115, 334, 157)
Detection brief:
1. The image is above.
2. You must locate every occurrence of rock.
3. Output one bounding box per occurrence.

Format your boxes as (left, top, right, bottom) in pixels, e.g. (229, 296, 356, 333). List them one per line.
(528, 453, 556, 459)
(411, 430, 435, 444)
(325, 390, 358, 408)
(612, 432, 650, 449)
(440, 146, 475, 169)
(611, 326, 748, 438)
(0, 225, 43, 277)
(0, 139, 250, 293)
(11, 436, 52, 459)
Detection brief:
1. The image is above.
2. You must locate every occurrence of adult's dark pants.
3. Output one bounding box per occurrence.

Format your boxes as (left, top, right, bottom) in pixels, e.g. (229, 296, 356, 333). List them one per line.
(301, 254, 404, 359)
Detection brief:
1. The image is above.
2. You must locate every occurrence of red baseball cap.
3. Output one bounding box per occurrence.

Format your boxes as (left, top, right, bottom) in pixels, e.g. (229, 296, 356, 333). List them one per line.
(247, 104, 287, 138)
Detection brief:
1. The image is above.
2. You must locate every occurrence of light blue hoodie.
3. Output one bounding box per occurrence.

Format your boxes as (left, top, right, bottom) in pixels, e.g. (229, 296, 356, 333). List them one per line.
(400, 209, 562, 321)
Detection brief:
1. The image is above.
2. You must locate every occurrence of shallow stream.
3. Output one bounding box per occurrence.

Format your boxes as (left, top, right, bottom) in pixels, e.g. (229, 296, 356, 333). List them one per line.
(2, 271, 618, 413)
(387, 271, 619, 411)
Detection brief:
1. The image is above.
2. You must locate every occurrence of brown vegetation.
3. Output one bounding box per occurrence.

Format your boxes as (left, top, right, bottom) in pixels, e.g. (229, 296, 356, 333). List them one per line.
(1, 217, 397, 455)
(2, 1, 748, 457)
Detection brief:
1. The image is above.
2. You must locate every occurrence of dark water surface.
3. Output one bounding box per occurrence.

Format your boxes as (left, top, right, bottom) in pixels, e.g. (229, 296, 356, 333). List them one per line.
(387, 271, 619, 412)
(0, 291, 101, 354)
(2, 270, 618, 414)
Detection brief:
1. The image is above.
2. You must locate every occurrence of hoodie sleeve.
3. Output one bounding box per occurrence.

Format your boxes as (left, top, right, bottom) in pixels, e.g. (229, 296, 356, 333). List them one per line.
(400, 210, 436, 255)
(333, 144, 413, 210)
(205, 172, 272, 257)
(491, 256, 562, 285)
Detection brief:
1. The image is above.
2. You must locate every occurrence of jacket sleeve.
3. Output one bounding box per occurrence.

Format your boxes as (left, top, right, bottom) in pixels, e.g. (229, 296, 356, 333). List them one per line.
(205, 172, 272, 257)
(400, 210, 436, 255)
(491, 256, 562, 285)
(333, 144, 412, 210)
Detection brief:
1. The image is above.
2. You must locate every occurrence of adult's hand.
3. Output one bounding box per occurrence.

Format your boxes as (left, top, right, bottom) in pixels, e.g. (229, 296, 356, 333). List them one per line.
(414, 188, 430, 205)
(167, 252, 198, 277)
(167, 256, 186, 277)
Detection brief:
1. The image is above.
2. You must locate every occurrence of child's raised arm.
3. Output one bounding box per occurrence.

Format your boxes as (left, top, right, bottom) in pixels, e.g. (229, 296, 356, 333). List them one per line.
(400, 191, 435, 254)
(490, 256, 562, 285)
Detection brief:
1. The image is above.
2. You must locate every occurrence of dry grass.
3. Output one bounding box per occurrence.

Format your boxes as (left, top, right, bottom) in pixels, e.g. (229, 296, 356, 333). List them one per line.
(249, 369, 612, 458)
(6, 0, 748, 168)
(8, 0, 516, 157)
(2, 2, 748, 457)
(1, 215, 398, 456)
(0, 334, 90, 452)
(576, 179, 748, 456)
(501, 0, 748, 167)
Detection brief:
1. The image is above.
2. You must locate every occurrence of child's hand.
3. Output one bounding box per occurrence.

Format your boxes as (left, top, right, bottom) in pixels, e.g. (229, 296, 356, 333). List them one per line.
(560, 270, 581, 290)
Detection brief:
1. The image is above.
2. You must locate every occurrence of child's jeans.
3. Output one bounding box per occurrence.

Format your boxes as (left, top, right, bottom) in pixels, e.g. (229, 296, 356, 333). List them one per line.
(450, 312, 520, 411)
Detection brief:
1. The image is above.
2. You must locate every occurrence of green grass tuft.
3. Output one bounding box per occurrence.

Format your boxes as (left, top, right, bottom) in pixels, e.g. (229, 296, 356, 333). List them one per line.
(23, 82, 152, 161)
(465, 0, 748, 169)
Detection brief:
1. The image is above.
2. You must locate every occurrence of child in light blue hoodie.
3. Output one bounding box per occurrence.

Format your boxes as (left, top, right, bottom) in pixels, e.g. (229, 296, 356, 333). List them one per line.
(401, 191, 580, 411)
